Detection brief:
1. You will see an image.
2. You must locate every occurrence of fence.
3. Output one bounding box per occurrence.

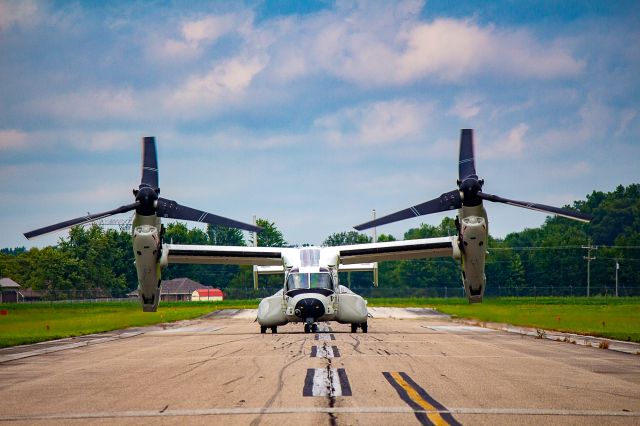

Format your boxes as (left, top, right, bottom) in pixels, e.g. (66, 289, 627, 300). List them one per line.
(9, 283, 639, 304)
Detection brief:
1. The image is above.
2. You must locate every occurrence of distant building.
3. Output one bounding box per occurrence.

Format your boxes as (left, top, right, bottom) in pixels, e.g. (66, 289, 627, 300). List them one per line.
(0, 278, 20, 303)
(192, 288, 224, 302)
(126, 278, 212, 302)
(18, 288, 44, 302)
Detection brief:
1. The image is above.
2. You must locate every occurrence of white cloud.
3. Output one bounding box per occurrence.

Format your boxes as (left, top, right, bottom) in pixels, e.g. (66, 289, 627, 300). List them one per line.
(449, 94, 484, 119)
(28, 88, 137, 121)
(0, 0, 40, 31)
(314, 100, 431, 145)
(169, 55, 268, 111)
(482, 123, 529, 159)
(147, 12, 254, 62)
(615, 109, 637, 137)
(265, 10, 585, 86)
(0, 129, 29, 150)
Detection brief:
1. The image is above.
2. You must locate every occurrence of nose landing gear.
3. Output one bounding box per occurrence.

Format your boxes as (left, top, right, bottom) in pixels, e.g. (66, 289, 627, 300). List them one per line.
(303, 319, 318, 333)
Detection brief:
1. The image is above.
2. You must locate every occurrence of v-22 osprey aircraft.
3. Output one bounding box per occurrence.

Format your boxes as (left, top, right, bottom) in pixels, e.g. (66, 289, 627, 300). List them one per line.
(25, 130, 590, 334)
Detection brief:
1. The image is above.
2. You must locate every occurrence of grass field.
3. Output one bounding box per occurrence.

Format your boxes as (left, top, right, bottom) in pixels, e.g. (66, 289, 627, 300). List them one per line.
(1, 297, 639, 347)
(370, 297, 640, 343)
(0, 300, 257, 348)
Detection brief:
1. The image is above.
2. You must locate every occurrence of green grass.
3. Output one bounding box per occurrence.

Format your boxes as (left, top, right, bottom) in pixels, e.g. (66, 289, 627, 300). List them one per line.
(1, 297, 638, 348)
(0, 300, 258, 348)
(369, 297, 640, 343)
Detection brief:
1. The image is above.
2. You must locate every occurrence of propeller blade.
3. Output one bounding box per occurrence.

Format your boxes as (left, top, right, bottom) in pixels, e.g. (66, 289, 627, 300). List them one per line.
(477, 192, 592, 223)
(141, 136, 159, 189)
(156, 198, 262, 233)
(354, 190, 462, 231)
(24, 202, 140, 239)
(459, 129, 476, 181)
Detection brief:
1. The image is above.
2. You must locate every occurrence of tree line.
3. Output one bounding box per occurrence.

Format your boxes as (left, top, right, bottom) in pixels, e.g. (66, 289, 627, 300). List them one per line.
(1, 184, 638, 299)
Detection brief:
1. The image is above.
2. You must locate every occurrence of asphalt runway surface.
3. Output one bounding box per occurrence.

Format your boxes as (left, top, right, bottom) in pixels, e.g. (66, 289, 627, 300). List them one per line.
(1, 308, 639, 425)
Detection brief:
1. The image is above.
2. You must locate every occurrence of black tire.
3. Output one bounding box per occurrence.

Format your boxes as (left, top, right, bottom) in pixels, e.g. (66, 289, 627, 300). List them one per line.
(304, 323, 310, 333)
(361, 322, 368, 333)
(351, 324, 358, 333)
(311, 323, 318, 333)
(260, 326, 267, 334)
(271, 326, 277, 334)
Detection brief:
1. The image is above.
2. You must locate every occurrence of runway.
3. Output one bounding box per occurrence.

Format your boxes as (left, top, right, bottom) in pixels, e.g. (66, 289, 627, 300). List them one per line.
(1, 308, 639, 425)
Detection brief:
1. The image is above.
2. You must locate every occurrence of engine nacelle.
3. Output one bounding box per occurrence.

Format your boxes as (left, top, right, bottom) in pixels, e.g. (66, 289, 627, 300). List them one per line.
(459, 216, 487, 303)
(133, 225, 162, 312)
(257, 293, 288, 327)
(335, 286, 368, 324)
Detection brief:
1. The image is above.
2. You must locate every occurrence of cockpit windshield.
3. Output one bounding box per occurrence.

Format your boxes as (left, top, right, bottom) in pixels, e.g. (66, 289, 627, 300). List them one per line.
(286, 272, 333, 292)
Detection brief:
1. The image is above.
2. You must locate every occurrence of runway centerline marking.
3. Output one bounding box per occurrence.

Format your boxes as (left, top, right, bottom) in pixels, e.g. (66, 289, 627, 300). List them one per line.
(303, 368, 352, 397)
(384, 371, 461, 426)
(310, 345, 340, 358)
(315, 333, 335, 340)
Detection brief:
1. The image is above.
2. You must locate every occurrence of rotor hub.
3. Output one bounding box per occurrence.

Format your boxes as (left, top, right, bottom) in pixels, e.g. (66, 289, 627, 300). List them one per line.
(135, 185, 159, 216)
(460, 177, 483, 207)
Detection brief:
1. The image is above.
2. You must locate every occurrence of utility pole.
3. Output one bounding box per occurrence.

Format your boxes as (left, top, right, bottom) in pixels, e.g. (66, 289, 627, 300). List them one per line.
(372, 209, 377, 243)
(582, 239, 597, 297)
(615, 259, 619, 297)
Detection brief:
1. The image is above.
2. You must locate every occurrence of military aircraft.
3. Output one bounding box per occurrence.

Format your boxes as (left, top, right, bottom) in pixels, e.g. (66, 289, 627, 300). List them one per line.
(25, 131, 590, 333)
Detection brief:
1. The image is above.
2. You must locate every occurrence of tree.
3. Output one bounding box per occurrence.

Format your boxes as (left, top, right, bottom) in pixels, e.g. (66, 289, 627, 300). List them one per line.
(206, 224, 246, 289)
(250, 218, 286, 247)
(323, 231, 372, 246)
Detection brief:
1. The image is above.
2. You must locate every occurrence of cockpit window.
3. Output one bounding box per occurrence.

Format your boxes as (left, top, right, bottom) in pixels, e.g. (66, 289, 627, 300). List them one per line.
(286, 272, 333, 292)
(310, 273, 332, 289)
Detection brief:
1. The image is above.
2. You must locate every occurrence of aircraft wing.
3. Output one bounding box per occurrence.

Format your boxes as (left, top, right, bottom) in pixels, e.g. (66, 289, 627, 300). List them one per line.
(162, 244, 284, 266)
(336, 237, 456, 264)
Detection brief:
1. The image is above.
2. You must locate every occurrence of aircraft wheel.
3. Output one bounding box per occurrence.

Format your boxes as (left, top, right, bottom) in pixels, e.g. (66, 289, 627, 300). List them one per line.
(350, 324, 358, 333)
(260, 326, 267, 334)
(361, 322, 368, 333)
(311, 323, 318, 333)
(271, 326, 277, 334)
(304, 323, 310, 333)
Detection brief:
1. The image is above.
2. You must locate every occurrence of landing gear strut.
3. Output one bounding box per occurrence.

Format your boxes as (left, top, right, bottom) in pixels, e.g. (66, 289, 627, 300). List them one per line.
(351, 322, 368, 333)
(260, 325, 278, 334)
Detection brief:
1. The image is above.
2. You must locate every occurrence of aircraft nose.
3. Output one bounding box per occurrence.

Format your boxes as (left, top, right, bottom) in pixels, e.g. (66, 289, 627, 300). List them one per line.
(294, 297, 325, 320)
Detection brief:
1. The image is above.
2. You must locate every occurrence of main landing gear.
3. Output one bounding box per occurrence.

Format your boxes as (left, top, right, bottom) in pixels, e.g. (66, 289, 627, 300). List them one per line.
(303, 321, 318, 333)
(350, 322, 368, 333)
(260, 326, 278, 334)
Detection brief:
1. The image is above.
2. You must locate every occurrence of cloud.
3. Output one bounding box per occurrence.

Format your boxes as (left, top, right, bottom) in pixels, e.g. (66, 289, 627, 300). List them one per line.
(168, 55, 268, 112)
(0, 129, 29, 150)
(482, 123, 529, 159)
(27, 89, 137, 121)
(449, 94, 484, 119)
(148, 12, 254, 62)
(314, 100, 432, 145)
(263, 8, 584, 87)
(0, 0, 40, 31)
(396, 19, 584, 83)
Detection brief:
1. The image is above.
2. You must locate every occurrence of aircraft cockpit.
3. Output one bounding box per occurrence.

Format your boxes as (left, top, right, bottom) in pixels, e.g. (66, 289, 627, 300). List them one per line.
(285, 268, 334, 295)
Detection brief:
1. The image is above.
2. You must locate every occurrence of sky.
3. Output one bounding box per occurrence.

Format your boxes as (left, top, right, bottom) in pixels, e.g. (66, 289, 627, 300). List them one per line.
(1, 0, 638, 249)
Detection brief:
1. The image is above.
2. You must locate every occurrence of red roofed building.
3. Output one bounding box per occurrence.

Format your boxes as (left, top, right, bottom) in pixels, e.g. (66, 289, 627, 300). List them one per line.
(191, 288, 223, 302)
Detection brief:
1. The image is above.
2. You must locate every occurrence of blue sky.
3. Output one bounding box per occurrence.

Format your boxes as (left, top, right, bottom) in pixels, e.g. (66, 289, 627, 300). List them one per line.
(1, 0, 638, 248)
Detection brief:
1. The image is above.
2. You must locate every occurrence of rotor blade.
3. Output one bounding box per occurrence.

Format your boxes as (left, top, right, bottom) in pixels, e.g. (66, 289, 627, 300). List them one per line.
(156, 198, 262, 233)
(141, 136, 159, 189)
(24, 202, 139, 239)
(459, 129, 476, 181)
(354, 190, 462, 231)
(477, 192, 592, 223)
